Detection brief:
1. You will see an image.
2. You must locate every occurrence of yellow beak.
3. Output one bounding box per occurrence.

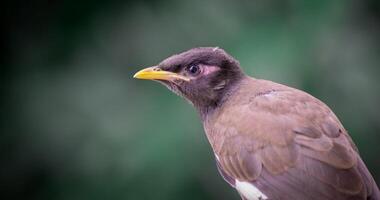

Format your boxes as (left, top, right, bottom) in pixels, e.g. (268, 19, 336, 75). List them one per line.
(133, 66, 190, 82)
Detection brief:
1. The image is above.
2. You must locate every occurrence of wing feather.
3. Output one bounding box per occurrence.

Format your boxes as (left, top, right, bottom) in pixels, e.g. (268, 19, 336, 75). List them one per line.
(204, 79, 379, 199)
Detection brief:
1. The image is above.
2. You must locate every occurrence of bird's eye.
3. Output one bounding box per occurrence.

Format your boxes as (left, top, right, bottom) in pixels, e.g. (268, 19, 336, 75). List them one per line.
(187, 65, 200, 75)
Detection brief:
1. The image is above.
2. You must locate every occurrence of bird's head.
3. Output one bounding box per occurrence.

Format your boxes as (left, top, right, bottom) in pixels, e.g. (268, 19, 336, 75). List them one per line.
(133, 47, 244, 114)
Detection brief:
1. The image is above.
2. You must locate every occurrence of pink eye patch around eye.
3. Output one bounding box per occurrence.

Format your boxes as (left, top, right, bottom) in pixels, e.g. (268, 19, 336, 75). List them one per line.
(202, 65, 220, 76)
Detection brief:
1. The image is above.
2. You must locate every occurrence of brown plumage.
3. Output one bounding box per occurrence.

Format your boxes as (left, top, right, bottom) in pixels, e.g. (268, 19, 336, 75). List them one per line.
(133, 47, 380, 200)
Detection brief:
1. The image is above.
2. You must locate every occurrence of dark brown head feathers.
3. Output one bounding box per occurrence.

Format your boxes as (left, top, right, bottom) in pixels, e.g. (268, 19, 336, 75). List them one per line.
(156, 47, 244, 116)
(158, 47, 240, 72)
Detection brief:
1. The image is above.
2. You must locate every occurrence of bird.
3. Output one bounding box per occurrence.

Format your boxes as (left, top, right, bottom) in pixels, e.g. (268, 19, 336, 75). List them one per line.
(133, 47, 380, 200)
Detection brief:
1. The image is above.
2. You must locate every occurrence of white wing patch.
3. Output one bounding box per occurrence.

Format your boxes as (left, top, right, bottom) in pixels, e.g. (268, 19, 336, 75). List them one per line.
(214, 154, 220, 161)
(235, 180, 268, 200)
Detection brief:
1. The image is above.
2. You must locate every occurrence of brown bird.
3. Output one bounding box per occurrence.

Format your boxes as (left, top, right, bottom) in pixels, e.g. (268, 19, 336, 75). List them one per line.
(133, 47, 380, 200)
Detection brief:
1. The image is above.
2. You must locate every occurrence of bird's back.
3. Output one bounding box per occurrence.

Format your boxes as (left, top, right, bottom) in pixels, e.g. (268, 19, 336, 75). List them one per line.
(204, 76, 380, 200)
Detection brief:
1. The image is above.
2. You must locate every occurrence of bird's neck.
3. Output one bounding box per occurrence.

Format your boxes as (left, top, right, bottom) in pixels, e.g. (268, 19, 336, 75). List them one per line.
(197, 75, 248, 121)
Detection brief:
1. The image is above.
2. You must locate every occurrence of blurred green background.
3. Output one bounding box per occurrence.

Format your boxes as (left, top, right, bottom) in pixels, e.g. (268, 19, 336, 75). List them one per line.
(1, 0, 380, 199)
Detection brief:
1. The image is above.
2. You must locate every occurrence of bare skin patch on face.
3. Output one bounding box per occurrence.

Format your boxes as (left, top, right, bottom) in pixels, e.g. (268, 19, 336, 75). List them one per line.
(185, 65, 220, 81)
(202, 65, 220, 76)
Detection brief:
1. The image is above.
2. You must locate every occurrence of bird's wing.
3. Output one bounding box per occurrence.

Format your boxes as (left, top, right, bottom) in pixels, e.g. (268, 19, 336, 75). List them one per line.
(209, 89, 378, 200)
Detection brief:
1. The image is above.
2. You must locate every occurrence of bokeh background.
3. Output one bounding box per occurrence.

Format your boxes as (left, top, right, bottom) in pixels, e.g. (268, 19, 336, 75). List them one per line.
(2, 0, 380, 199)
